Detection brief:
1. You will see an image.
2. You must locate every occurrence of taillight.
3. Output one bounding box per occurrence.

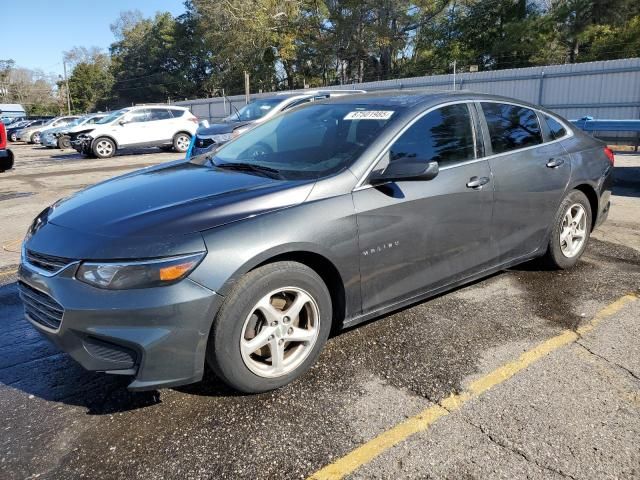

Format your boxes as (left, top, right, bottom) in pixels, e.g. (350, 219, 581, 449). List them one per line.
(188, 116, 198, 124)
(0, 123, 6, 150)
(603, 147, 615, 166)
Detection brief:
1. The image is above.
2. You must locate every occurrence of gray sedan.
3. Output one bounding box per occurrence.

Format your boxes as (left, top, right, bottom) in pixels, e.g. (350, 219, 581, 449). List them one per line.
(19, 90, 613, 393)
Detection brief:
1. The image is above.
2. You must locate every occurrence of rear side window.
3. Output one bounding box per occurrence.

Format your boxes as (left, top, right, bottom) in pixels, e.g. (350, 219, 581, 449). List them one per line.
(389, 103, 475, 168)
(544, 115, 567, 139)
(169, 109, 186, 118)
(481, 103, 542, 154)
(148, 109, 173, 121)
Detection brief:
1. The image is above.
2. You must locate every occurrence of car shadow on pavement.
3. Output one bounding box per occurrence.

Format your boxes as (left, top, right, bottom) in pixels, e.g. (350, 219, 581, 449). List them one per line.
(612, 165, 640, 198)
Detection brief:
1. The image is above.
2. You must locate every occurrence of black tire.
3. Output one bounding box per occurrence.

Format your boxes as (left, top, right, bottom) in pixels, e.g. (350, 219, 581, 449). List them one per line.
(206, 261, 332, 393)
(9, 132, 17, 142)
(58, 136, 71, 149)
(542, 189, 592, 269)
(172, 132, 191, 153)
(92, 137, 116, 159)
(30, 132, 40, 144)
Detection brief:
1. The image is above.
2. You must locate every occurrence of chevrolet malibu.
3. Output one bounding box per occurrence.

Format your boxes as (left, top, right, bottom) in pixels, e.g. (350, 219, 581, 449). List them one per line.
(19, 91, 613, 393)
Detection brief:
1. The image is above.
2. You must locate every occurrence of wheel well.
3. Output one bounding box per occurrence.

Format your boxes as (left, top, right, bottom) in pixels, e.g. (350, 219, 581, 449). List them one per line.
(253, 251, 346, 333)
(174, 131, 192, 140)
(573, 184, 598, 231)
(92, 135, 118, 149)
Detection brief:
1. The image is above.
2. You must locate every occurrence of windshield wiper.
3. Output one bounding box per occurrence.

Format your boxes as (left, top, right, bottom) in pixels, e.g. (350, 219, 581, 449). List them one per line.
(209, 159, 283, 179)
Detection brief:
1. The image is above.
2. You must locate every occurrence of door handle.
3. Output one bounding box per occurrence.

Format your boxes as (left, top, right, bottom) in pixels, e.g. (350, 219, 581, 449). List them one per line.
(466, 176, 490, 189)
(546, 158, 565, 168)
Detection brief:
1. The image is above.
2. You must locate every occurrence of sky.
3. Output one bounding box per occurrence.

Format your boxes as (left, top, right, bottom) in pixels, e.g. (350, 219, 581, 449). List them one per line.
(2, 0, 186, 77)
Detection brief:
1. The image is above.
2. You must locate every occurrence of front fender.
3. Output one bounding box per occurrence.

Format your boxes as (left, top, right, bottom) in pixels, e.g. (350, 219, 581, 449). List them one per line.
(189, 194, 361, 318)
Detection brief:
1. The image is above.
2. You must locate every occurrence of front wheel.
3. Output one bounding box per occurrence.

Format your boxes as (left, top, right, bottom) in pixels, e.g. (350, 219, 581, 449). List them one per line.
(92, 137, 116, 158)
(58, 136, 71, 149)
(542, 189, 592, 269)
(30, 132, 41, 144)
(9, 132, 17, 142)
(207, 261, 332, 393)
(172, 132, 191, 153)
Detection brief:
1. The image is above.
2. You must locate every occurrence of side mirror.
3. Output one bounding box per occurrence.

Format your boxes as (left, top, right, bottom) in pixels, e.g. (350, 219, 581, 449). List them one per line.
(370, 160, 439, 185)
(118, 119, 128, 126)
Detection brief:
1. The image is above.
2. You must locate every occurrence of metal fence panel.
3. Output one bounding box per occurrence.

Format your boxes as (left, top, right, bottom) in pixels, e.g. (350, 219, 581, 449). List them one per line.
(175, 58, 640, 141)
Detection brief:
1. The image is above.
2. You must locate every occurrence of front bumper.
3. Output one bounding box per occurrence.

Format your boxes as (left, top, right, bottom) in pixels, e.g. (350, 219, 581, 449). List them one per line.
(18, 259, 224, 390)
(41, 135, 57, 147)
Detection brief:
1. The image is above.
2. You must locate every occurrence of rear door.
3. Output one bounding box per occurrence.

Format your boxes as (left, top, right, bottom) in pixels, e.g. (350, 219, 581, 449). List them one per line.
(478, 102, 571, 262)
(146, 108, 175, 142)
(353, 102, 496, 314)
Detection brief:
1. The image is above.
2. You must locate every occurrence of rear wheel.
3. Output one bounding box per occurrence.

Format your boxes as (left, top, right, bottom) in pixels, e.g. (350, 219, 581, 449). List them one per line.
(172, 132, 191, 153)
(207, 261, 332, 393)
(30, 132, 41, 144)
(542, 189, 592, 269)
(92, 137, 116, 159)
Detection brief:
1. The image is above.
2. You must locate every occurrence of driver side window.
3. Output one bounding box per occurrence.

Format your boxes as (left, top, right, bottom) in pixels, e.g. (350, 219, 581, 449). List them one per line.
(389, 103, 475, 168)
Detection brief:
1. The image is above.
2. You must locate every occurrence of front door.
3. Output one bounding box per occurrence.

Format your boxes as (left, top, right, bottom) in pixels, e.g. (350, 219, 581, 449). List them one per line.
(354, 102, 496, 314)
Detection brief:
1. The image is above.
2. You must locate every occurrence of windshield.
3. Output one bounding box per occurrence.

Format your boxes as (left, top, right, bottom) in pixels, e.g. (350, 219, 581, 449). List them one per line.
(224, 98, 283, 122)
(202, 104, 396, 180)
(96, 110, 128, 125)
(66, 117, 84, 127)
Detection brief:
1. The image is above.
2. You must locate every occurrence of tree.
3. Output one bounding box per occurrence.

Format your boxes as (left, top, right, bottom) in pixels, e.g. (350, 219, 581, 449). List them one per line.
(67, 54, 114, 113)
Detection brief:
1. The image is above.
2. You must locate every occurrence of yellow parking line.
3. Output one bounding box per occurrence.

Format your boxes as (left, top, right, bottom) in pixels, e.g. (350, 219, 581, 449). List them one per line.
(2, 238, 22, 253)
(308, 293, 638, 480)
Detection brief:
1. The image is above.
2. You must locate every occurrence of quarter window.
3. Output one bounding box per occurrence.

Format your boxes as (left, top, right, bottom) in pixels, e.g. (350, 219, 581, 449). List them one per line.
(544, 115, 567, 139)
(389, 103, 475, 168)
(481, 103, 543, 154)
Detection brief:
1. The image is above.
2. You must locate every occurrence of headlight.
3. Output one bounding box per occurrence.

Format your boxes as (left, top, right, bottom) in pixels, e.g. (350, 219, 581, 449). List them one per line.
(210, 133, 233, 143)
(76, 253, 205, 290)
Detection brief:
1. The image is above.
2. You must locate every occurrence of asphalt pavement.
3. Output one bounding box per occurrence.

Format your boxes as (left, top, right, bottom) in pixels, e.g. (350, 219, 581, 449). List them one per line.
(0, 144, 638, 479)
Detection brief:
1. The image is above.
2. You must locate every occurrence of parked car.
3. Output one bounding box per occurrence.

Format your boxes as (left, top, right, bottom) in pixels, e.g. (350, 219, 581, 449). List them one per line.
(16, 116, 79, 144)
(0, 122, 14, 172)
(18, 90, 613, 393)
(40, 114, 106, 149)
(189, 90, 366, 157)
(6, 119, 42, 142)
(71, 105, 198, 158)
(39, 116, 82, 148)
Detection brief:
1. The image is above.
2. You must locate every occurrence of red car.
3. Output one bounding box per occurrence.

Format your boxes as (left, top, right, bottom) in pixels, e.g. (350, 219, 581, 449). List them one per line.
(0, 122, 14, 172)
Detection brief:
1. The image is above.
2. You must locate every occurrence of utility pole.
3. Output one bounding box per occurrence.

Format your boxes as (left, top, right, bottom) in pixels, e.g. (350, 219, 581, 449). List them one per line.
(452, 59, 456, 91)
(244, 71, 250, 105)
(62, 60, 71, 114)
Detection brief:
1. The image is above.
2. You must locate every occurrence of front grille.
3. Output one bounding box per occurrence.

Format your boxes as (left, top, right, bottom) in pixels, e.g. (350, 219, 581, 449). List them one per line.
(18, 281, 64, 330)
(26, 250, 74, 273)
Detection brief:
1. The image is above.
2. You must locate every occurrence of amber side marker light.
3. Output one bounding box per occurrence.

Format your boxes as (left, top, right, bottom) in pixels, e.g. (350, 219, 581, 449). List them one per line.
(160, 261, 199, 281)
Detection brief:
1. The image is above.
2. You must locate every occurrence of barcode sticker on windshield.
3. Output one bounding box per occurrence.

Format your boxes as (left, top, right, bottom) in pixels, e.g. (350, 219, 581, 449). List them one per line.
(344, 111, 394, 120)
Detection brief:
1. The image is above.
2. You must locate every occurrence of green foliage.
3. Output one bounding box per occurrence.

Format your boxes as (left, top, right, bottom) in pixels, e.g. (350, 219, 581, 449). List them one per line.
(18, 0, 640, 111)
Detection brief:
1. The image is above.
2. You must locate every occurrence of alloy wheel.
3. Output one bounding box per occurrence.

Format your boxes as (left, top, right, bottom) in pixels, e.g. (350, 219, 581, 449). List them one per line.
(176, 134, 190, 152)
(96, 140, 114, 157)
(560, 203, 587, 258)
(240, 287, 320, 378)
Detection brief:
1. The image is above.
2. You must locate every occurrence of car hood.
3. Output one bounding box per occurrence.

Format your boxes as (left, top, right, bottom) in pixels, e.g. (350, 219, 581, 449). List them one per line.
(47, 161, 315, 238)
(197, 120, 252, 136)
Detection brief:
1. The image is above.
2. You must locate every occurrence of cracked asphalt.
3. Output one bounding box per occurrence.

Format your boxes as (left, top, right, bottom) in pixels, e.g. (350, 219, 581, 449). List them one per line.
(1, 144, 639, 479)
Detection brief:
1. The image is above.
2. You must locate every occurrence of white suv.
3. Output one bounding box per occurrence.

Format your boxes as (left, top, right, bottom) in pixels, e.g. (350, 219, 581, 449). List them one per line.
(73, 105, 198, 158)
